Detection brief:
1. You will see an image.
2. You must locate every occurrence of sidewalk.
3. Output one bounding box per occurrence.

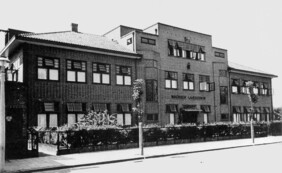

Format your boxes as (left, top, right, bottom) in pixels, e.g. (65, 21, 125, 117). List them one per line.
(4, 136, 282, 173)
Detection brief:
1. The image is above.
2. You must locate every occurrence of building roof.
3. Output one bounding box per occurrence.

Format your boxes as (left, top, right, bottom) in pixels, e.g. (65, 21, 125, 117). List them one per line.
(17, 31, 136, 54)
(228, 61, 277, 78)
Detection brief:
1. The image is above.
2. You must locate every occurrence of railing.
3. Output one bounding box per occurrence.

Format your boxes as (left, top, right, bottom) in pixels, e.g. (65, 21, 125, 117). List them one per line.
(35, 122, 280, 155)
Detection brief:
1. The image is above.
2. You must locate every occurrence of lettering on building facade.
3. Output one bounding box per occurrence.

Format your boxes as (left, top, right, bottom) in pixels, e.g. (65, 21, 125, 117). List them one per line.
(171, 95, 206, 100)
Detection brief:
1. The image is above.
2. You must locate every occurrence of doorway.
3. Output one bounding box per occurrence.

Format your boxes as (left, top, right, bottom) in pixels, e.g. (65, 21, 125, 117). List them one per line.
(182, 111, 198, 123)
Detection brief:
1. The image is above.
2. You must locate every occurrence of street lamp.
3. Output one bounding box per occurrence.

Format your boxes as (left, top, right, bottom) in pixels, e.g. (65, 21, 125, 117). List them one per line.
(0, 56, 10, 172)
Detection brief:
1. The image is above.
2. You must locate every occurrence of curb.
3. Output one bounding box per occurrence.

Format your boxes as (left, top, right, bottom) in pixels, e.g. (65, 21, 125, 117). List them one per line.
(5, 141, 282, 173)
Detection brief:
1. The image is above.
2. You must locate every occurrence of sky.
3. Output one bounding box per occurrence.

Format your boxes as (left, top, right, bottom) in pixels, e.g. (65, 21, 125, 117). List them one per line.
(0, 0, 281, 107)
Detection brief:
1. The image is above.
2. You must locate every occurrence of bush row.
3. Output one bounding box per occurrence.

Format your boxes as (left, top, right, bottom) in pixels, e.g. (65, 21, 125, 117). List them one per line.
(36, 122, 282, 149)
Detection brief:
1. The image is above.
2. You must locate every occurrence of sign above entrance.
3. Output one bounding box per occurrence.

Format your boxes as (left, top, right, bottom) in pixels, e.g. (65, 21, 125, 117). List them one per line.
(171, 95, 206, 100)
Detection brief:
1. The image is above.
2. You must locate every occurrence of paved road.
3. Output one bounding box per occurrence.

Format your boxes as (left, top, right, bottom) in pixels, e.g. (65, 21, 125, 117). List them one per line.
(30, 143, 282, 173)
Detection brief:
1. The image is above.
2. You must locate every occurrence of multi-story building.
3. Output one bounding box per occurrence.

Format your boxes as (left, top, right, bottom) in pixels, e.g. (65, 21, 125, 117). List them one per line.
(104, 23, 277, 125)
(1, 23, 277, 129)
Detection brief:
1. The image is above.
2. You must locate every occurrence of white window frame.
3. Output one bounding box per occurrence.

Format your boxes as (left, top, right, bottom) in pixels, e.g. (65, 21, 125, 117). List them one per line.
(93, 63, 111, 84)
(37, 57, 59, 81)
(66, 60, 86, 83)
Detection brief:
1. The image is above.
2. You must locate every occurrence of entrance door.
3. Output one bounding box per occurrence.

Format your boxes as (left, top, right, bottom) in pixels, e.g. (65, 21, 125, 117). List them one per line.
(6, 108, 24, 158)
(182, 111, 198, 123)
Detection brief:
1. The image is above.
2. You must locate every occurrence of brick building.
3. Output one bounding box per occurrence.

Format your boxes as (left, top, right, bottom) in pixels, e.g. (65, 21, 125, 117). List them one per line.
(104, 23, 277, 124)
(1, 23, 277, 129)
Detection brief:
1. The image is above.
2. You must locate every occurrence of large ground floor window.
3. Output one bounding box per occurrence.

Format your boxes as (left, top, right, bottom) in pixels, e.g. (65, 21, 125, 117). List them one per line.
(38, 113, 58, 127)
(116, 103, 132, 126)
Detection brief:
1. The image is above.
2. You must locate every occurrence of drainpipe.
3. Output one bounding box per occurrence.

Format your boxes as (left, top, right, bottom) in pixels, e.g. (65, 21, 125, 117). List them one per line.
(228, 69, 232, 122)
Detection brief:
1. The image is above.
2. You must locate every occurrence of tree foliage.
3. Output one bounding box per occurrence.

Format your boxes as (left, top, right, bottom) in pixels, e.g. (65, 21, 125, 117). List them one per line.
(132, 79, 144, 120)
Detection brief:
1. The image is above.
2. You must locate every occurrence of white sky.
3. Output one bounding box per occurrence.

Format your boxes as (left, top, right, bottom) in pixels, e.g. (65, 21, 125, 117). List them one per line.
(0, 0, 281, 107)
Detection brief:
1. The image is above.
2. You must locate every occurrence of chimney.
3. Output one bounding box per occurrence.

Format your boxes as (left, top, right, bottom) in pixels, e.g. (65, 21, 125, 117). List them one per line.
(71, 23, 78, 32)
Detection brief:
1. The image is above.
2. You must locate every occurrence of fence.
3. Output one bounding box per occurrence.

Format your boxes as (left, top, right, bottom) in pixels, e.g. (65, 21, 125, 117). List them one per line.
(36, 122, 282, 155)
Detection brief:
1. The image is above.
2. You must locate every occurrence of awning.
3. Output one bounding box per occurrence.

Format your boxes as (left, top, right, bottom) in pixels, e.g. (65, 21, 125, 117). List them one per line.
(254, 107, 261, 113)
(166, 104, 178, 113)
(263, 107, 270, 113)
(168, 40, 205, 53)
(233, 106, 242, 113)
(244, 107, 252, 113)
(201, 105, 211, 113)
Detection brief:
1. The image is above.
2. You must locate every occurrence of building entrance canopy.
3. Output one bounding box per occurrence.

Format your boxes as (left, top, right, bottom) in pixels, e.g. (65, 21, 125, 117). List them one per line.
(182, 108, 202, 112)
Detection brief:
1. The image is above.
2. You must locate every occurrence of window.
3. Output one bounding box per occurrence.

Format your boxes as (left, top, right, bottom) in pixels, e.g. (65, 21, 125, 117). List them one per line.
(37, 102, 59, 127)
(183, 73, 194, 90)
(67, 60, 86, 82)
(190, 51, 197, 59)
(251, 82, 259, 95)
(93, 63, 110, 84)
(92, 103, 110, 112)
(231, 79, 240, 94)
(199, 75, 213, 91)
(260, 83, 269, 96)
(219, 70, 227, 77)
(6, 57, 24, 82)
(232, 106, 242, 123)
(241, 81, 249, 94)
(166, 104, 177, 124)
(215, 51, 225, 58)
(263, 107, 270, 122)
(127, 37, 132, 45)
(146, 80, 158, 101)
(220, 86, 228, 104)
(141, 37, 156, 45)
(147, 114, 158, 121)
(243, 107, 252, 122)
(37, 57, 59, 81)
(196, 48, 205, 61)
(173, 43, 181, 57)
(253, 107, 261, 122)
(116, 66, 132, 85)
(116, 104, 132, 126)
(168, 40, 205, 61)
(201, 105, 211, 124)
(165, 71, 178, 89)
(67, 103, 86, 126)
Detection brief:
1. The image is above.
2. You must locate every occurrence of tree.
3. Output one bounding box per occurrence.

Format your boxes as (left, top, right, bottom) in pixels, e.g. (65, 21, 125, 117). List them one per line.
(132, 79, 144, 155)
(246, 81, 259, 144)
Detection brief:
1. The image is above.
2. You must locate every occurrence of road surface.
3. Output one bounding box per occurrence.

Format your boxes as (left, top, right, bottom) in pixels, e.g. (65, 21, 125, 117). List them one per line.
(33, 143, 282, 173)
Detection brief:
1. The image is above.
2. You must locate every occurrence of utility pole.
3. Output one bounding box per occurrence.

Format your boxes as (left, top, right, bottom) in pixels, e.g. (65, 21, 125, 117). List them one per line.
(246, 81, 258, 145)
(132, 79, 144, 156)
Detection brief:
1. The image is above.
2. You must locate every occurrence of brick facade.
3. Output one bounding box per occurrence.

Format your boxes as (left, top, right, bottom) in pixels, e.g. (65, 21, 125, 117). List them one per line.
(3, 22, 277, 128)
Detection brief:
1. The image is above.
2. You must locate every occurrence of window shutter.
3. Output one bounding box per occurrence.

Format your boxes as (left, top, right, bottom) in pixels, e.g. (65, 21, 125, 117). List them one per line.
(93, 63, 98, 72)
(67, 103, 74, 112)
(73, 61, 82, 70)
(209, 82, 215, 91)
(44, 103, 55, 112)
(73, 103, 82, 112)
(67, 60, 72, 69)
(45, 58, 54, 67)
(38, 57, 43, 67)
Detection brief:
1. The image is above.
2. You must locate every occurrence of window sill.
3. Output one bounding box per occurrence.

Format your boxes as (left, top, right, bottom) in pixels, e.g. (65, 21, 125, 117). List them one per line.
(92, 82, 111, 85)
(165, 88, 178, 90)
(66, 81, 87, 84)
(116, 84, 132, 87)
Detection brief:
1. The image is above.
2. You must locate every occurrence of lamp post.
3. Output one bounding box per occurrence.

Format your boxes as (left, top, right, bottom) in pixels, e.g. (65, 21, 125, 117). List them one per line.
(0, 56, 9, 171)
